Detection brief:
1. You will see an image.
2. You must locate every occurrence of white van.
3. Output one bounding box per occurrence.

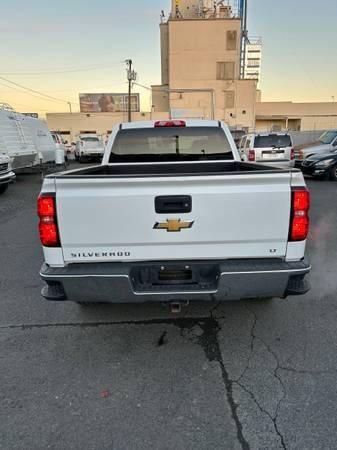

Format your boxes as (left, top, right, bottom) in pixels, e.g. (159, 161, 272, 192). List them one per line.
(239, 132, 295, 168)
(0, 105, 58, 168)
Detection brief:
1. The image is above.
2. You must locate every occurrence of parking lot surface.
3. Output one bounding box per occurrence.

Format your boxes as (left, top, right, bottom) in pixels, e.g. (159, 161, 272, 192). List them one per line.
(1, 167, 337, 450)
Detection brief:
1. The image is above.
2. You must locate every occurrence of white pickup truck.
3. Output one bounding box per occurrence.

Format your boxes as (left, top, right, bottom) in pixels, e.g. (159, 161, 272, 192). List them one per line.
(38, 120, 311, 308)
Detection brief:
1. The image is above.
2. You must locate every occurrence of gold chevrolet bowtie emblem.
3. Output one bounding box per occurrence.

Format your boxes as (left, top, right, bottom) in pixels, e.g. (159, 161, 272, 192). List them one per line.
(154, 219, 194, 233)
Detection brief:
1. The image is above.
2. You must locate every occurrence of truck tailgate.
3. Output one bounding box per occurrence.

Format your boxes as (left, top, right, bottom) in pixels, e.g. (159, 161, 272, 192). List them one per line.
(55, 172, 292, 263)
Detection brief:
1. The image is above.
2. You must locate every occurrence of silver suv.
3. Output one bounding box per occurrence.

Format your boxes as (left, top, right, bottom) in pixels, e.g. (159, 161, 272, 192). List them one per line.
(294, 130, 337, 166)
(239, 133, 295, 168)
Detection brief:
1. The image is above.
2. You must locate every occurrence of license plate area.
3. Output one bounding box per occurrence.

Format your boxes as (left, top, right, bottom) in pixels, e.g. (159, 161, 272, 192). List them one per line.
(262, 151, 285, 159)
(159, 267, 192, 282)
(131, 263, 219, 293)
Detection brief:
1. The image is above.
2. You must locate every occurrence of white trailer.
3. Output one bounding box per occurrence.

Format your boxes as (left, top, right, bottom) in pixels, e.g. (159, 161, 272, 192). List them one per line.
(0, 104, 57, 170)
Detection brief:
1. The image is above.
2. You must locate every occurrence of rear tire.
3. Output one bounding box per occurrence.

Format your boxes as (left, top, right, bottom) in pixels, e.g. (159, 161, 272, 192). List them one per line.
(0, 184, 9, 195)
(79, 156, 85, 163)
(329, 165, 337, 181)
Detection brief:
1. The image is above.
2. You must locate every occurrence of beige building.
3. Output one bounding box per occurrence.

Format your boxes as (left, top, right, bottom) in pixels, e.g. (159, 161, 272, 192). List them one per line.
(152, 0, 257, 130)
(255, 102, 337, 132)
(46, 111, 170, 143)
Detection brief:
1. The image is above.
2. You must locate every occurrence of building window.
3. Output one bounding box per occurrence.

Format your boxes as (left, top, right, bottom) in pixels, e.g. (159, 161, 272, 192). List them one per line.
(80, 130, 97, 134)
(225, 91, 235, 109)
(227, 30, 237, 50)
(217, 62, 235, 80)
(247, 58, 260, 68)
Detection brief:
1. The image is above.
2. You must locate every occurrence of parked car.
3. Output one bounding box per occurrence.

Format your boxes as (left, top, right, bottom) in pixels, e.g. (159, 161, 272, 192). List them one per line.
(51, 133, 67, 159)
(238, 132, 295, 168)
(294, 129, 337, 166)
(0, 154, 15, 195)
(38, 119, 311, 308)
(302, 151, 337, 180)
(74, 134, 105, 162)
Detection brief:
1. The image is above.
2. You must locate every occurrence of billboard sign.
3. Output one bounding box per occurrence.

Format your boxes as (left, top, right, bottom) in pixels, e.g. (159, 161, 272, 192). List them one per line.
(79, 93, 140, 113)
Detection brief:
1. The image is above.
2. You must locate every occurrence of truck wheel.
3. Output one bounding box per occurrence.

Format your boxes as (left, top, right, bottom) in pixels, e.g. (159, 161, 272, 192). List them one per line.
(0, 184, 9, 195)
(329, 165, 337, 181)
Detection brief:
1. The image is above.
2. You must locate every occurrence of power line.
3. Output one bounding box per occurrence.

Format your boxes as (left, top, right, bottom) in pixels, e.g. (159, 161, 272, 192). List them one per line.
(0, 75, 77, 105)
(0, 100, 53, 113)
(31, 82, 128, 93)
(0, 81, 68, 104)
(0, 63, 124, 76)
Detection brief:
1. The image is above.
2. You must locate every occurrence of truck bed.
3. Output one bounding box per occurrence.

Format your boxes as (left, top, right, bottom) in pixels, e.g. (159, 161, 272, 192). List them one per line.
(44, 161, 298, 264)
(48, 161, 299, 179)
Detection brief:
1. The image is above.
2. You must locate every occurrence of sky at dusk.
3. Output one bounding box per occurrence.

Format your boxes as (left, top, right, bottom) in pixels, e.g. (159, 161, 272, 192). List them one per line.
(0, 0, 336, 114)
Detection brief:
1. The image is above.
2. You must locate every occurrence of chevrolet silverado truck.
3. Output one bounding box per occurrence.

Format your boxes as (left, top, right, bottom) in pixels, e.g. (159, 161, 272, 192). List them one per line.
(38, 120, 311, 308)
(0, 154, 15, 195)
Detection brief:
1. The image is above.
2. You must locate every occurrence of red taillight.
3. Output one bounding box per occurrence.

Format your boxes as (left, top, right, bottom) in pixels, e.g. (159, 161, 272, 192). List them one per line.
(289, 188, 310, 242)
(38, 194, 60, 247)
(248, 149, 255, 161)
(291, 148, 295, 160)
(154, 120, 186, 128)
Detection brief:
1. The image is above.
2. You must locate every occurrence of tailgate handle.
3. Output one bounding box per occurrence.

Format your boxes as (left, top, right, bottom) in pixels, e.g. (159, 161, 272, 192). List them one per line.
(155, 196, 192, 214)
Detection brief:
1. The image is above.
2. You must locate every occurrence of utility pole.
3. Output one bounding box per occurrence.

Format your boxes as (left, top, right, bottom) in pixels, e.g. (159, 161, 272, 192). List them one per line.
(67, 102, 72, 113)
(126, 59, 137, 122)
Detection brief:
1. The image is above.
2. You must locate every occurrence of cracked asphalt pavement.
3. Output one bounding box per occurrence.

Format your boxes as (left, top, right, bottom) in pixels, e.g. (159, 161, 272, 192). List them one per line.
(1, 168, 337, 449)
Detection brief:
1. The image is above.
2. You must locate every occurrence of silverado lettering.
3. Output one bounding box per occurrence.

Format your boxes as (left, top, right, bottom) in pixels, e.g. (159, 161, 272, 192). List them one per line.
(70, 252, 131, 258)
